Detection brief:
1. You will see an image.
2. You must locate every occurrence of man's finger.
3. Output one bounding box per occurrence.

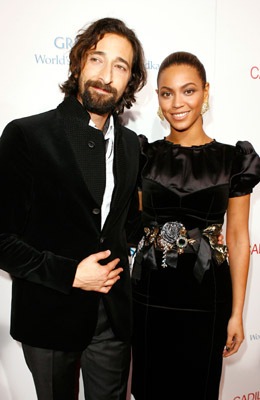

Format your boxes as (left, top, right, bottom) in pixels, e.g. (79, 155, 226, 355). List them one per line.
(105, 258, 121, 271)
(90, 250, 111, 262)
(98, 286, 112, 294)
(107, 267, 123, 279)
(105, 275, 121, 287)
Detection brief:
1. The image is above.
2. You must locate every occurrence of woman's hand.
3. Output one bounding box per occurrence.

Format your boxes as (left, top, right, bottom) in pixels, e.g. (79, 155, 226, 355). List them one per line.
(223, 315, 244, 357)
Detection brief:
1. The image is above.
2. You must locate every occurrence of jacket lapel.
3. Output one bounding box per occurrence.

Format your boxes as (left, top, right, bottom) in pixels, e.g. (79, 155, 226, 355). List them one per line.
(102, 119, 138, 232)
(54, 97, 138, 234)
(57, 96, 106, 208)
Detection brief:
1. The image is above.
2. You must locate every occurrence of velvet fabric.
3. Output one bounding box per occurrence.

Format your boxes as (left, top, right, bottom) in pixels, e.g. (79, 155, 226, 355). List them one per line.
(0, 95, 140, 351)
(131, 137, 260, 400)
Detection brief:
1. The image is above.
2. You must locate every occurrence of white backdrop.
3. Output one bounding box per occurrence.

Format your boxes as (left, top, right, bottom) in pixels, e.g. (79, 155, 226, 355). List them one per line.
(0, 0, 260, 399)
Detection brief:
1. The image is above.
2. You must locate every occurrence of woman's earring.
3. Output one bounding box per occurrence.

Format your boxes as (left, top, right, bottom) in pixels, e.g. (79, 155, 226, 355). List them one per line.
(201, 99, 209, 115)
(157, 106, 165, 121)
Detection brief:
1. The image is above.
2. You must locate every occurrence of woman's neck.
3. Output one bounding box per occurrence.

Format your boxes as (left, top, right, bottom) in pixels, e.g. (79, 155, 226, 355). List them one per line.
(166, 128, 212, 147)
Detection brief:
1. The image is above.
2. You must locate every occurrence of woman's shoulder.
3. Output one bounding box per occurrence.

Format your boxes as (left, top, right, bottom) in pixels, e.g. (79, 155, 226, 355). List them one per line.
(138, 134, 170, 154)
(227, 140, 260, 197)
(214, 139, 257, 153)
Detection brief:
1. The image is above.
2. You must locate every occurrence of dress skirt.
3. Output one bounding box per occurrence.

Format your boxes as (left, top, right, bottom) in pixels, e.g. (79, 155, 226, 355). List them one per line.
(131, 252, 232, 400)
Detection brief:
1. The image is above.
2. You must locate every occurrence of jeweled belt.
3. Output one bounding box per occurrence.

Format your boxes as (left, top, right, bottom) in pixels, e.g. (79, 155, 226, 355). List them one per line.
(132, 222, 228, 283)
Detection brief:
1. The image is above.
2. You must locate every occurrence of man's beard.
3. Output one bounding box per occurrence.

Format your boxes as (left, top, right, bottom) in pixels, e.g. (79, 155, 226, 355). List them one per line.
(80, 80, 118, 115)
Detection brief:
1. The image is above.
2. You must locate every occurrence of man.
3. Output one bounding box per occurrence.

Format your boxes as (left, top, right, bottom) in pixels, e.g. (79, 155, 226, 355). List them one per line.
(0, 18, 146, 400)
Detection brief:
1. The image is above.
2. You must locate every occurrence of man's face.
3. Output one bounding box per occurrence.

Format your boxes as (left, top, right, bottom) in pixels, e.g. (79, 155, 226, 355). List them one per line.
(78, 33, 133, 115)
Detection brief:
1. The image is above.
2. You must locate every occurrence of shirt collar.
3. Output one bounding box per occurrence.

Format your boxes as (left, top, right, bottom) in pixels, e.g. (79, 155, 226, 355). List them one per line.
(89, 115, 114, 140)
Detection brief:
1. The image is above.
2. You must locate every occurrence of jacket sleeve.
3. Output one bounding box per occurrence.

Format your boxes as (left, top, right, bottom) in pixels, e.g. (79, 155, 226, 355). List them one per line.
(125, 184, 142, 247)
(125, 136, 146, 246)
(0, 121, 78, 294)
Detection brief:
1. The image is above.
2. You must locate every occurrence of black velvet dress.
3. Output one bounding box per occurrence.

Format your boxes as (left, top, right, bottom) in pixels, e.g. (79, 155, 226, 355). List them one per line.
(131, 137, 260, 400)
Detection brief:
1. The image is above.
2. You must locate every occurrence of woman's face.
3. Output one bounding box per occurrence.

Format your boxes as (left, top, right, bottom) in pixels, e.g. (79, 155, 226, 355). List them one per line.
(157, 64, 209, 133)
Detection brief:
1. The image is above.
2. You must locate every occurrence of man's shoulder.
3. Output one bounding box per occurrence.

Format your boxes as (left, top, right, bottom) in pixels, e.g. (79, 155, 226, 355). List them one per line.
(2, 105, 63, 143)
(118, 124, 137, 135)
(10, 107, 58, 130)
(116, 120, 139, 141)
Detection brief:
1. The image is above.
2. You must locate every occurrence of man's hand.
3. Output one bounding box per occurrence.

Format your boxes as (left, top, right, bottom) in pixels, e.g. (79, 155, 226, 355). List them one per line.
(73, 250, 122, 293)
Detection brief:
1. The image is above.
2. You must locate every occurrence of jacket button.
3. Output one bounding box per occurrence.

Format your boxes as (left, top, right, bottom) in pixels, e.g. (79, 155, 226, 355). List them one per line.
(100, 237, 105, 243)
(88, 141, 95, 149)
(92, 208, 100, 215)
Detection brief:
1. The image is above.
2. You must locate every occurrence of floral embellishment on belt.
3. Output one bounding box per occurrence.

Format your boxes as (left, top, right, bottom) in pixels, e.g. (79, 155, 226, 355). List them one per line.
(136, 222, 228, 269)
(138, 222, 196, 267)
(203, 224, 228, 264)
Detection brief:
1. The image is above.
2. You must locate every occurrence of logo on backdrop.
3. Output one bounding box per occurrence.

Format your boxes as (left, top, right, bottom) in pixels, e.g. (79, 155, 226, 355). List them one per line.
(250, 243, 260, 255)
(34, 37, 75, 66)
(233, 391, 260, 400)
(250, 66, 260, 79)
(249, 333, 260, 341)
(34, 37, 160, 70)
(145, 60, 160, 70)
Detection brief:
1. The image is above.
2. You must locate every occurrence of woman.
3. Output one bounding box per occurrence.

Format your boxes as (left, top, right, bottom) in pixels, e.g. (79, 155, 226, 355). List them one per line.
(131, 52, 260, 399)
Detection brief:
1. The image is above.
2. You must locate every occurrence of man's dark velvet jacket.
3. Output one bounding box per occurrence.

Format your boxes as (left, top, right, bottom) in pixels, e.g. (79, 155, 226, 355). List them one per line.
(0, 96, 140, 351)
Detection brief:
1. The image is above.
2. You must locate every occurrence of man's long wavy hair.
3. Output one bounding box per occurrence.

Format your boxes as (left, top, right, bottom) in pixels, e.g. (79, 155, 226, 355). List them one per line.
(60, 18, 147, 114)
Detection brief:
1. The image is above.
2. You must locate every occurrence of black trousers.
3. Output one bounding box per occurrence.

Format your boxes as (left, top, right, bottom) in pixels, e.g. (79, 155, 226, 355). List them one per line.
(22, 299, 130, 400)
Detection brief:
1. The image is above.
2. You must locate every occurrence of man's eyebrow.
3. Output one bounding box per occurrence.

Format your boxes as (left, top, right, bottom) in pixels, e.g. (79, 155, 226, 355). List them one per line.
(115, 56, 130, 69)
(88, 51, 130, 69)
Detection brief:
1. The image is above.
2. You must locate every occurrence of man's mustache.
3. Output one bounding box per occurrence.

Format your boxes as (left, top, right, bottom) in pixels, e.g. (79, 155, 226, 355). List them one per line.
(84, 80, 117, 95)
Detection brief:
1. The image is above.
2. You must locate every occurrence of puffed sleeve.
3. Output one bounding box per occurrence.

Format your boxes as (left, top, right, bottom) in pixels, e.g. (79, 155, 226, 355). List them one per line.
(229, 141, 260, 197)
(138, 134, 149, 154)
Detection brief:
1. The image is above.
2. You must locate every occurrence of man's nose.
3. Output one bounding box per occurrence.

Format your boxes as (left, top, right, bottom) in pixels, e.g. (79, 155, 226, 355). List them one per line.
(99, 63, 113, 85)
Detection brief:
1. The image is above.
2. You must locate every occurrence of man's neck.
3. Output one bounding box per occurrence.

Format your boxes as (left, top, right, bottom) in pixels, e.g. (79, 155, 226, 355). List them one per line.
(88, 111, 109, 131)
(76, 95, 110, 131)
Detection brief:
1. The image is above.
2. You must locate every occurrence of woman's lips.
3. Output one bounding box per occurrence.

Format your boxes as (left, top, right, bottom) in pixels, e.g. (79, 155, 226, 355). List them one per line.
(171, 111, 189, 120)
